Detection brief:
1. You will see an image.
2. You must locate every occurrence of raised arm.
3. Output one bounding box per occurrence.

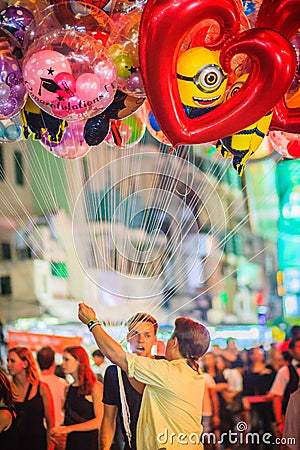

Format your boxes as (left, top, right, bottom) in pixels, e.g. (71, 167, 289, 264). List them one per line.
(78, 303, 128, 372)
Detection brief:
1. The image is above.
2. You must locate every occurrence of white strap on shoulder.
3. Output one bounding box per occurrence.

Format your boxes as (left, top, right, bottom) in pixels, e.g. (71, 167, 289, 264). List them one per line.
(117, 366, 132, 448)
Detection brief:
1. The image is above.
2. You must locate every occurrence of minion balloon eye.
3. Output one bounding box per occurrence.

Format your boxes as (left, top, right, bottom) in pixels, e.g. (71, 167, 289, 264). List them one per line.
(176, 47, 228, 109)
(177, 64, 227, 93)
(227, 81, 244, 99)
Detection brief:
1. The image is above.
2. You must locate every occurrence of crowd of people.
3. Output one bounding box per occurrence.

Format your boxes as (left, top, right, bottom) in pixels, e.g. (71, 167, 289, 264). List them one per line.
(0, 306, 299, 450)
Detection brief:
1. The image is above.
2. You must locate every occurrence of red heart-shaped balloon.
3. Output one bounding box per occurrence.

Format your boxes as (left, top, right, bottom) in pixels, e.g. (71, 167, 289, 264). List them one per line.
(256, 0, 300, 133)
(139, 0, 297, 146)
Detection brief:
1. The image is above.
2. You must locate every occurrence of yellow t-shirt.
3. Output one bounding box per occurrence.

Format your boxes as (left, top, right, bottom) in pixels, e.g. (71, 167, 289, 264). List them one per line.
(126, 353, 205, 450)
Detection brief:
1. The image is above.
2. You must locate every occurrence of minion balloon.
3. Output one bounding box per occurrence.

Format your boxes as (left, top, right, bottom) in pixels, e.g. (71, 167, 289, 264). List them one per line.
(216, 74, 273, 176)
(177, 47, 228, 118)
(21, 98, 67, 143)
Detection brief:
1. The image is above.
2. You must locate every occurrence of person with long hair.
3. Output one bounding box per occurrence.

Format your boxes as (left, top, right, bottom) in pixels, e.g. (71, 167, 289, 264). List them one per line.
(78, 303, 210, 450)
(0, 368, 17, 450)
(7, 346, 55, 450)
(50, 346, 103, 450)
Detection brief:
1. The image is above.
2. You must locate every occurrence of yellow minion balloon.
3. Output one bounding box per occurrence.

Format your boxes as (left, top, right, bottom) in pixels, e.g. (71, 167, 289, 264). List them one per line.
(216, 74, 273, 176)
(177, 47, 228, 118)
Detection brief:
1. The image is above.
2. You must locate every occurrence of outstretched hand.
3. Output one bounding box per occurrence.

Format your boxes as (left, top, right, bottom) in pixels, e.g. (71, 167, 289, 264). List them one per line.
(78, 302, 127, 371)
(78, 302, 97, 325)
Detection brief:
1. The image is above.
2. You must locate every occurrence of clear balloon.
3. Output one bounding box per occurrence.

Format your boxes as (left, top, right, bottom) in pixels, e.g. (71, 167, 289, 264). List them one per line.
(41, 120, 91, 159)
(94, 59, 117, 85)
(40, 130, 65, 148)
(69, 0, 111, 13)
(24, 1, 117, 50)
(22, 30, 117, 121)
(8, 0, 49, 15)
(0, 40, 27, 119)
(109, 0, 146, 15)
(108, 9, 144, 96)
(105, 112, 145, 147)
(0, 5, 33, 48)
(48, 0, 111, 13)
(125, 70, 143, 93)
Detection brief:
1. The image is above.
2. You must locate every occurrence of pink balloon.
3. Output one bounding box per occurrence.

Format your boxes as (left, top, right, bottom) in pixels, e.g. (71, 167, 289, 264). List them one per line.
(76, 73, 101, 102)
(23, 50, 72, 103)
(22, 30, 117, 120)
(54, 72, 76, 99)
(94, 60, 117, 87)
(51, 96, 87, 120)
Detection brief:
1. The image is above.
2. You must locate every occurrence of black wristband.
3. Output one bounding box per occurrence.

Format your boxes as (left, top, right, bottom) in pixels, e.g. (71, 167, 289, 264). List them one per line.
(87, 319, 101, 332)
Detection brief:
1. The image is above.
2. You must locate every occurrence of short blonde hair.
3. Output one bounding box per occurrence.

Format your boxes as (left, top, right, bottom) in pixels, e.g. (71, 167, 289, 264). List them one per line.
(127, 312, 158, 334)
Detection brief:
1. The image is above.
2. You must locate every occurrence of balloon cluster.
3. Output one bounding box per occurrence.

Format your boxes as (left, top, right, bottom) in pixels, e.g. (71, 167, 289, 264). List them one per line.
(0, 1, 150, 158)
(139, 0, 300, 172)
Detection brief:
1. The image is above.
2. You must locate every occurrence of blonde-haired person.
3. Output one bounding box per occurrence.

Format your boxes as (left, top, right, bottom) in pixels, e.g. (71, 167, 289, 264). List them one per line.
(50, 346, 103, 450)
(78, 303, 211, 450)
(7, 346, 55, 450)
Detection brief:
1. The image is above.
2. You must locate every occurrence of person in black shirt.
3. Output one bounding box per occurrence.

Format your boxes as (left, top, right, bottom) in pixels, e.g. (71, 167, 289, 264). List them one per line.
(7, 346, 55, 450)
(0, 368, 17, 450)
(243, 347, 276, 449)
(101, 312, 160, 450)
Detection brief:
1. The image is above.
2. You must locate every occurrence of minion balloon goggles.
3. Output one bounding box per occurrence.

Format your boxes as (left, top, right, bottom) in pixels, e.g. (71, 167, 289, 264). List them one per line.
(177, 64, 227, 94)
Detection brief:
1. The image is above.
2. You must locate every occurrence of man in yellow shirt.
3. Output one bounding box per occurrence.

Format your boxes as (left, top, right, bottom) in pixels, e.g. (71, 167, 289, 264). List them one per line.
(78, 303, 210, 450)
